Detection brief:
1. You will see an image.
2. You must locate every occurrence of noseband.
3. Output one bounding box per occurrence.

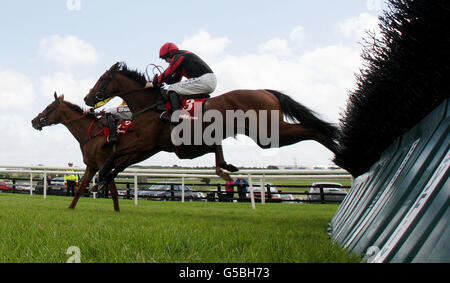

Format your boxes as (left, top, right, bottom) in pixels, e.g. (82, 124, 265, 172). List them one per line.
(95, 71, 115, 101)
(39, 99, 61, 126)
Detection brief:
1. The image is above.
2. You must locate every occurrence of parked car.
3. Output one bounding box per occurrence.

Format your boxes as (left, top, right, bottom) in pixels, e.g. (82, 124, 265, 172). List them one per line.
(34, 177, 67, 196)
(0, 181, 14, 192)
(139, 184, 205, 201)
(307, 182, 347, 203)
(246, 182, 283, 202)
(108, 189, 130, 199)
(14, 182, 34, 193)
(280, 193, 300, 203)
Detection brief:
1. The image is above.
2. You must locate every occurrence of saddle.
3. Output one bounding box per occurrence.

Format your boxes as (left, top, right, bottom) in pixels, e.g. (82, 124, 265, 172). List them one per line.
(165, 93, 210, 121)
(96, 112, 134, 148)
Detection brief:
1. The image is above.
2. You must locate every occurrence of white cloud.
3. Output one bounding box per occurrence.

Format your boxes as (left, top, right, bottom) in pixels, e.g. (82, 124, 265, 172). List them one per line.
(39, 72, 95, 106)
(38, 35, 99, 68)
(337, 12, 380, 39)
(258, 38, 292, 56)
(0, 71, 35, 110)
(212, 44, 360, 123)
(289, 26, 306, 47)
(0, 113, 83, 166)
(180, 29, 230, 62)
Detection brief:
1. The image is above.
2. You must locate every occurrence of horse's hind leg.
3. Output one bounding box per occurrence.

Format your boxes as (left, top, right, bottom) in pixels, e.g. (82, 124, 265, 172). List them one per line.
(278, 123, 338, 154)
(214, 145, 236, 182)
(69, 166, 96, 210)
(215, 145, 238, 172)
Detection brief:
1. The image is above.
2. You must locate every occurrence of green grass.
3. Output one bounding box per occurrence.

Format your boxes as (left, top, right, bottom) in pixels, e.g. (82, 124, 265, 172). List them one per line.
(0, 193, 360, 263)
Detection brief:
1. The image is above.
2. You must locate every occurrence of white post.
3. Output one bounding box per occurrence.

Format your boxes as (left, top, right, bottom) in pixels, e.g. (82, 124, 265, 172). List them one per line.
(260, 174, 265, 205)
(181, 176, 185, 203)
(248, 174, 256, 210)
(92, 192, 97, 199)
(43, 170, 47, 199)
(134, 173, 138, 206)
(30, 172, 33, 196)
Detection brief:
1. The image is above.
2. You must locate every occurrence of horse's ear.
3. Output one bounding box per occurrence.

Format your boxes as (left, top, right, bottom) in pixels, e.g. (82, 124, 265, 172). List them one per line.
(54, 92, 58, 101)
(109, 62, 120, 72)
(59, 94, 65, 101)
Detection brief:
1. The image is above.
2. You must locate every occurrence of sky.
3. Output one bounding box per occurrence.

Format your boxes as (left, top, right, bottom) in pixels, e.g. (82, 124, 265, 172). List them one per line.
(0, 0, 386, 169)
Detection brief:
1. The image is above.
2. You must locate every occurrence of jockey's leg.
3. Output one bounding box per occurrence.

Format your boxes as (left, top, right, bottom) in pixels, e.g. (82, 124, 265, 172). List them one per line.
(106, 114, 118, 144)
(159, 91, 180, 123)
(160, 73, 216, 123)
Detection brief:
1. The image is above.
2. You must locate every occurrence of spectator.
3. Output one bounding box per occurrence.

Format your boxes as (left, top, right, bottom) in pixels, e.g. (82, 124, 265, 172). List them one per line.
(225, 180, 235, 202)
(64, 162, 79, 197)
(235, 178, 248, 202)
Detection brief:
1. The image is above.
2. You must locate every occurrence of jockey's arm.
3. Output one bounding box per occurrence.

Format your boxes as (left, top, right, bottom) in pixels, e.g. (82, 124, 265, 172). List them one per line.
(158, 55, 185, 85)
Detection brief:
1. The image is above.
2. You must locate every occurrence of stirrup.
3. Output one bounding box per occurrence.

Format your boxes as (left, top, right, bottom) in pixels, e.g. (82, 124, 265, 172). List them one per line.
(159, 111, 171, 122)
(107, 136, 118, 144)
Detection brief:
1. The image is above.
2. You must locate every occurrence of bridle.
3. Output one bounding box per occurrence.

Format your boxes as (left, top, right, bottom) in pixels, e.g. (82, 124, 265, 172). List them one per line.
(93, 70, 148, 102)
(38, 99, 61, 127)
(36, 99, 103, 148)
(91, 68, 163, 119)
(94, 71, 115, 101)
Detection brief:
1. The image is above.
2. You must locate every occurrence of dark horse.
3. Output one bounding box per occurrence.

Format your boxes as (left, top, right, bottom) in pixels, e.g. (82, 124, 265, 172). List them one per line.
(32, 93, 140, 211)
(84, 62, 340, 189)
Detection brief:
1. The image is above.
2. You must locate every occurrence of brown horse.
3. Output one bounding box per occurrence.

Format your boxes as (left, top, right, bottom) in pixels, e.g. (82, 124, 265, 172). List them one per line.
(31, 93, 141, 212)
(84, 62, 340, 188)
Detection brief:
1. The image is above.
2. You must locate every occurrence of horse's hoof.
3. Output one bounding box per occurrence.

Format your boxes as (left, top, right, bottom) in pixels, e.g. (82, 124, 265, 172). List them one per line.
(225, 164, 239, 172)
(98, 181, 108, 193)
(89, 184, 99, 192)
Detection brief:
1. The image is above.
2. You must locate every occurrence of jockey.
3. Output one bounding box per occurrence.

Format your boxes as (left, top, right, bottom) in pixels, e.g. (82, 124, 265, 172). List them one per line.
(84, 99, 131, 145)
(145, 42, 217, 122)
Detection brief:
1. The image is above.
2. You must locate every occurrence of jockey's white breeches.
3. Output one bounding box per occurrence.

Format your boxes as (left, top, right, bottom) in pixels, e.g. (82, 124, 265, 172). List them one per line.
(167, 73, 217, 95)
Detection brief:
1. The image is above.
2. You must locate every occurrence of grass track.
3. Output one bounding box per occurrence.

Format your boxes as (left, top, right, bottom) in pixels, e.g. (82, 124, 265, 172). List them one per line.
(0, 194, 360, 263)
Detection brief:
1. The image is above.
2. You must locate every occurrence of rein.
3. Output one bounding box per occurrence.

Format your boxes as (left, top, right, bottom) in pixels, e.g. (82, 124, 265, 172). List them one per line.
(132, 102, 159, 119)
(96, 87, 148, 102)
(64, 113, 87, 124)
(80, 120, 101, 148)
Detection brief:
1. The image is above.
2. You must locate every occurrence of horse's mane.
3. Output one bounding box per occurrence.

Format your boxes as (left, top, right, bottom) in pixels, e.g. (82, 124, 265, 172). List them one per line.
(117, 63, 147, 86)
(63, 100, 84, 114)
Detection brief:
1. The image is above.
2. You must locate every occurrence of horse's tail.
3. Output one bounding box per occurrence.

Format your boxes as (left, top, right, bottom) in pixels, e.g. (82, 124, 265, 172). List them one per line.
(265, 89, 340, 141)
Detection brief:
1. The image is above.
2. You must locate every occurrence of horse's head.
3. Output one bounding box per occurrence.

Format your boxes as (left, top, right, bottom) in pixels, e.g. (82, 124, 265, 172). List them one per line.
(84, 62, 123, 107)
(32, 92, 65, 130)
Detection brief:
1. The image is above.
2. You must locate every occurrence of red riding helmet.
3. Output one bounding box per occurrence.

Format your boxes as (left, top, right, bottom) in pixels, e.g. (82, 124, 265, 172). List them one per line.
(159, 42, 179, 59)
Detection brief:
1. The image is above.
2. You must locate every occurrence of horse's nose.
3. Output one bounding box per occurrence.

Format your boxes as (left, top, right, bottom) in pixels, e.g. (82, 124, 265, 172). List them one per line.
(31, 119, 42, 131)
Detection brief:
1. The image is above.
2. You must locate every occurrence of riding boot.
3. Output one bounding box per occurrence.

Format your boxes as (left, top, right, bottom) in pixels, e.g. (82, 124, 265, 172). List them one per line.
(106, 114, 118, 144)
(160, 91, 180, 123)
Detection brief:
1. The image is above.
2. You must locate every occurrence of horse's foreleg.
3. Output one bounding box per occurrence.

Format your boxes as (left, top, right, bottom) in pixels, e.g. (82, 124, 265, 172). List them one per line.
(98, 151, 145, 192)
(98, 146, 143, 182)
(98, 155, 117, 183)
(108, 181, 120, 212)
(69, 166, 96, 210)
